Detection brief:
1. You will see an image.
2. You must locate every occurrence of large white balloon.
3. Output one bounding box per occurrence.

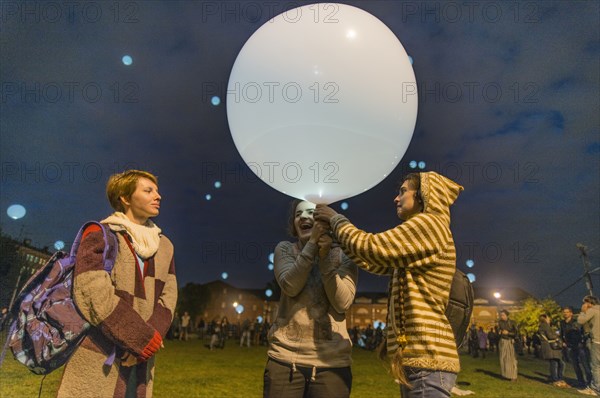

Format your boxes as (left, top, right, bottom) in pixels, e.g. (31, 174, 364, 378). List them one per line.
(227, 3, 417, 204)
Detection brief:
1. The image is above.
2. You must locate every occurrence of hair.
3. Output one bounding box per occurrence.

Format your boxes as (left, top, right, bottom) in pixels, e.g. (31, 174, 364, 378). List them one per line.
(106, 170, 158, 212)
(563, 306, 574, 312)
(500, 309, 510, 317)
(583, 295, 600, 305)
(286, 199, 304, 238)
(539, 313, 548, 322)
(400, 173, 423, 205)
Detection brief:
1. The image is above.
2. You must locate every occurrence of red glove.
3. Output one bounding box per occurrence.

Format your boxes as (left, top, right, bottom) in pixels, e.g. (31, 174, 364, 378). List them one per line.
(139, 330, 163, 361)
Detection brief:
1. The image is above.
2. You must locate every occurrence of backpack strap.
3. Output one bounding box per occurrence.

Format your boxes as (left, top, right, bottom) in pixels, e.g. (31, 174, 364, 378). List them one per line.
(72, 221, 118, 273)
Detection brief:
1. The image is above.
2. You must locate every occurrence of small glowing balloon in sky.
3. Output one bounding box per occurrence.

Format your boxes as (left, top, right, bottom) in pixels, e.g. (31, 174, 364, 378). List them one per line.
(467, 273, 476, 283)
(418, 161, 426, 169)
(122, 55, 133, 66)
(211, 96, 221, 106)
(54, 240, 65, 250)
(7, 204, 26, 220)
(214, 181, 222, 189)
(268, 252, 274, 263)
(205, 194, 212, 201)
(409, 160, 417, 169)
(265, 289, 273, 297)
(466, 259, 475, 268)
(227, 3, 417, 204)
(235, 304, 244, 314)
(268, 263, 274, 271)
(221, 272, 228, 280)
(340, 202, 349, 210)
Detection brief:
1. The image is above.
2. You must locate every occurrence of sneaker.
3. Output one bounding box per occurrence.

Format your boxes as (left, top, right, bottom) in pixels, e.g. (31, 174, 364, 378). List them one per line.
(553, 380, 568, 388)
(578, 387, 598, 396)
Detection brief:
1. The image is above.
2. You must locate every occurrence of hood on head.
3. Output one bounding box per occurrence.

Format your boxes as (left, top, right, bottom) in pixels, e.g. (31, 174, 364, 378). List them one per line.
(419, 171, 463, 223)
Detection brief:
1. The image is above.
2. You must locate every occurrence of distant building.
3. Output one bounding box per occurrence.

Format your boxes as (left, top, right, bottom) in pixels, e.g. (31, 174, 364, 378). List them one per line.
(183, 281, 537, 332)
(470, 286, 535, 329)
(192, 281, 388, 329)
(197, 280, 276, 326)
(1, 237, 52, 308)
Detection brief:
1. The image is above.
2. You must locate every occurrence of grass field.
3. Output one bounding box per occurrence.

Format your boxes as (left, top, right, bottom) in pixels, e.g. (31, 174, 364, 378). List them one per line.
(0, 337, 588, 397)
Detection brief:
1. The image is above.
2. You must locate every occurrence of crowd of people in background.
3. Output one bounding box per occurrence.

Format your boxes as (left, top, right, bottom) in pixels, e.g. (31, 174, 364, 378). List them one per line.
(167, 315, 391, 354)
(163, 285, 600, 397)
(464, 299, 600, 396)
(167, 314, 272, 349)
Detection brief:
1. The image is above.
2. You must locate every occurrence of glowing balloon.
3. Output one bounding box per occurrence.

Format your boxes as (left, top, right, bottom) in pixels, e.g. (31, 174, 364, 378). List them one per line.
(7, 204, 26, 219)
(54, 240, 65, 250)
(227, 3, 417, 204)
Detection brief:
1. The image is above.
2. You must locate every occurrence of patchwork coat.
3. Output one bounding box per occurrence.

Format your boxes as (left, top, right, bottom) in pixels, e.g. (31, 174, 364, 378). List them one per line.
(57, 225, 177, 398)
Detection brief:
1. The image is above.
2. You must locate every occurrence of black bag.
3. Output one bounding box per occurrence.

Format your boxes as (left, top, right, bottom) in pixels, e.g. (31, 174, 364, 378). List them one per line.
(445, 270, 474, 348)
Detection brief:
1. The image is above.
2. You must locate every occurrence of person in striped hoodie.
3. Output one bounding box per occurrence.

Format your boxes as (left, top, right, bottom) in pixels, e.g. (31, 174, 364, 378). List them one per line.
(315, 171, 463, 397)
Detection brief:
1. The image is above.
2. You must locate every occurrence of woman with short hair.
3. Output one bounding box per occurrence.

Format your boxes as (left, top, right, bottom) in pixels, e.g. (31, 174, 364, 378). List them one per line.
(57, 170, 177, 397)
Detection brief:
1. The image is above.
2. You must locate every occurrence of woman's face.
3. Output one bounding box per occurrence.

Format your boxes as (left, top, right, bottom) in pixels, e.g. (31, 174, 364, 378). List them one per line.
(500, 312, 508, 321)
(121, 177, 161, 224)
(394, 180, 422, 221)
(294, 201, 316, 243)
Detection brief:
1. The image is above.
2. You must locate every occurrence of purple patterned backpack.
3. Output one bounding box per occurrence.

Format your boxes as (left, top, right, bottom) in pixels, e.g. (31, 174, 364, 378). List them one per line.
(0, 221, 117, 375)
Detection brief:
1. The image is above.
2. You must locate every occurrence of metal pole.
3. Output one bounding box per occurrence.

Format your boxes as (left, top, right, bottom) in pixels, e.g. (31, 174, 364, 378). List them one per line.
(577, 243, 593, 296)
(8, 266, 25, 310)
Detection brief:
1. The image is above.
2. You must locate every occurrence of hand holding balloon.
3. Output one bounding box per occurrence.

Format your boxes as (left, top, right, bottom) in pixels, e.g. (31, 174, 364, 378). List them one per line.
(314, 205, 339, 224)
(318, 233, 333, 260)
(308, 221, 330, 244)
(308, 221, 332, 258)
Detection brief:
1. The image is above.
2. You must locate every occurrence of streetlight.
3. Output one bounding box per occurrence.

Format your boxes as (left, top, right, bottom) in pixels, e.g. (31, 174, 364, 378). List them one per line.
(493, 292, 501, 299)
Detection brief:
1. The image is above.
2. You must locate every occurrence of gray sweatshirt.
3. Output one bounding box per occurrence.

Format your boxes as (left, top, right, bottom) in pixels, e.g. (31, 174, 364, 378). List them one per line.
(578, 305, 600, 343)
(267, 241, 358, 368)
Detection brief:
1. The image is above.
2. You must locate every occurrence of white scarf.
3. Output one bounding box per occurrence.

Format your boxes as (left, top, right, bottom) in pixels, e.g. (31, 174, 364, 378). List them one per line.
(101, 212, 162, 259)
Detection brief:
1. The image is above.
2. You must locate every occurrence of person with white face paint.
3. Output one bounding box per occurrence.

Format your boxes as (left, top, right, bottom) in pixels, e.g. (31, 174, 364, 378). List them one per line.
(263, 199, 358, 398)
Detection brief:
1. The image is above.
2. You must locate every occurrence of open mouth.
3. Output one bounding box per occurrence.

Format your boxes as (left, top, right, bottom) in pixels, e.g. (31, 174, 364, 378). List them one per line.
(300, 222, 313, 231)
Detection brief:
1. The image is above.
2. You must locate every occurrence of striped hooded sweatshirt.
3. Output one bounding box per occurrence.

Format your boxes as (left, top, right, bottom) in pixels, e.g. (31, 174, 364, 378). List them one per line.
(330, 171, 463, 373)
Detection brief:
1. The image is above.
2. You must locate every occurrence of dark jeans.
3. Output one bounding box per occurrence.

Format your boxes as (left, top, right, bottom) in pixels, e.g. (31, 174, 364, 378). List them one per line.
(588, 340, 600, 393)
(263, 358, 352, 398)
(568, 346, 593, 386)
(549, 358, 564, 382)
(400, 367, 457, 398)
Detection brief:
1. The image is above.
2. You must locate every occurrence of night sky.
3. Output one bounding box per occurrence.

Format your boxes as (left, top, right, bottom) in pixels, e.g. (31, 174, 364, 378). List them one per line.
(1, 1, 598, 307)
